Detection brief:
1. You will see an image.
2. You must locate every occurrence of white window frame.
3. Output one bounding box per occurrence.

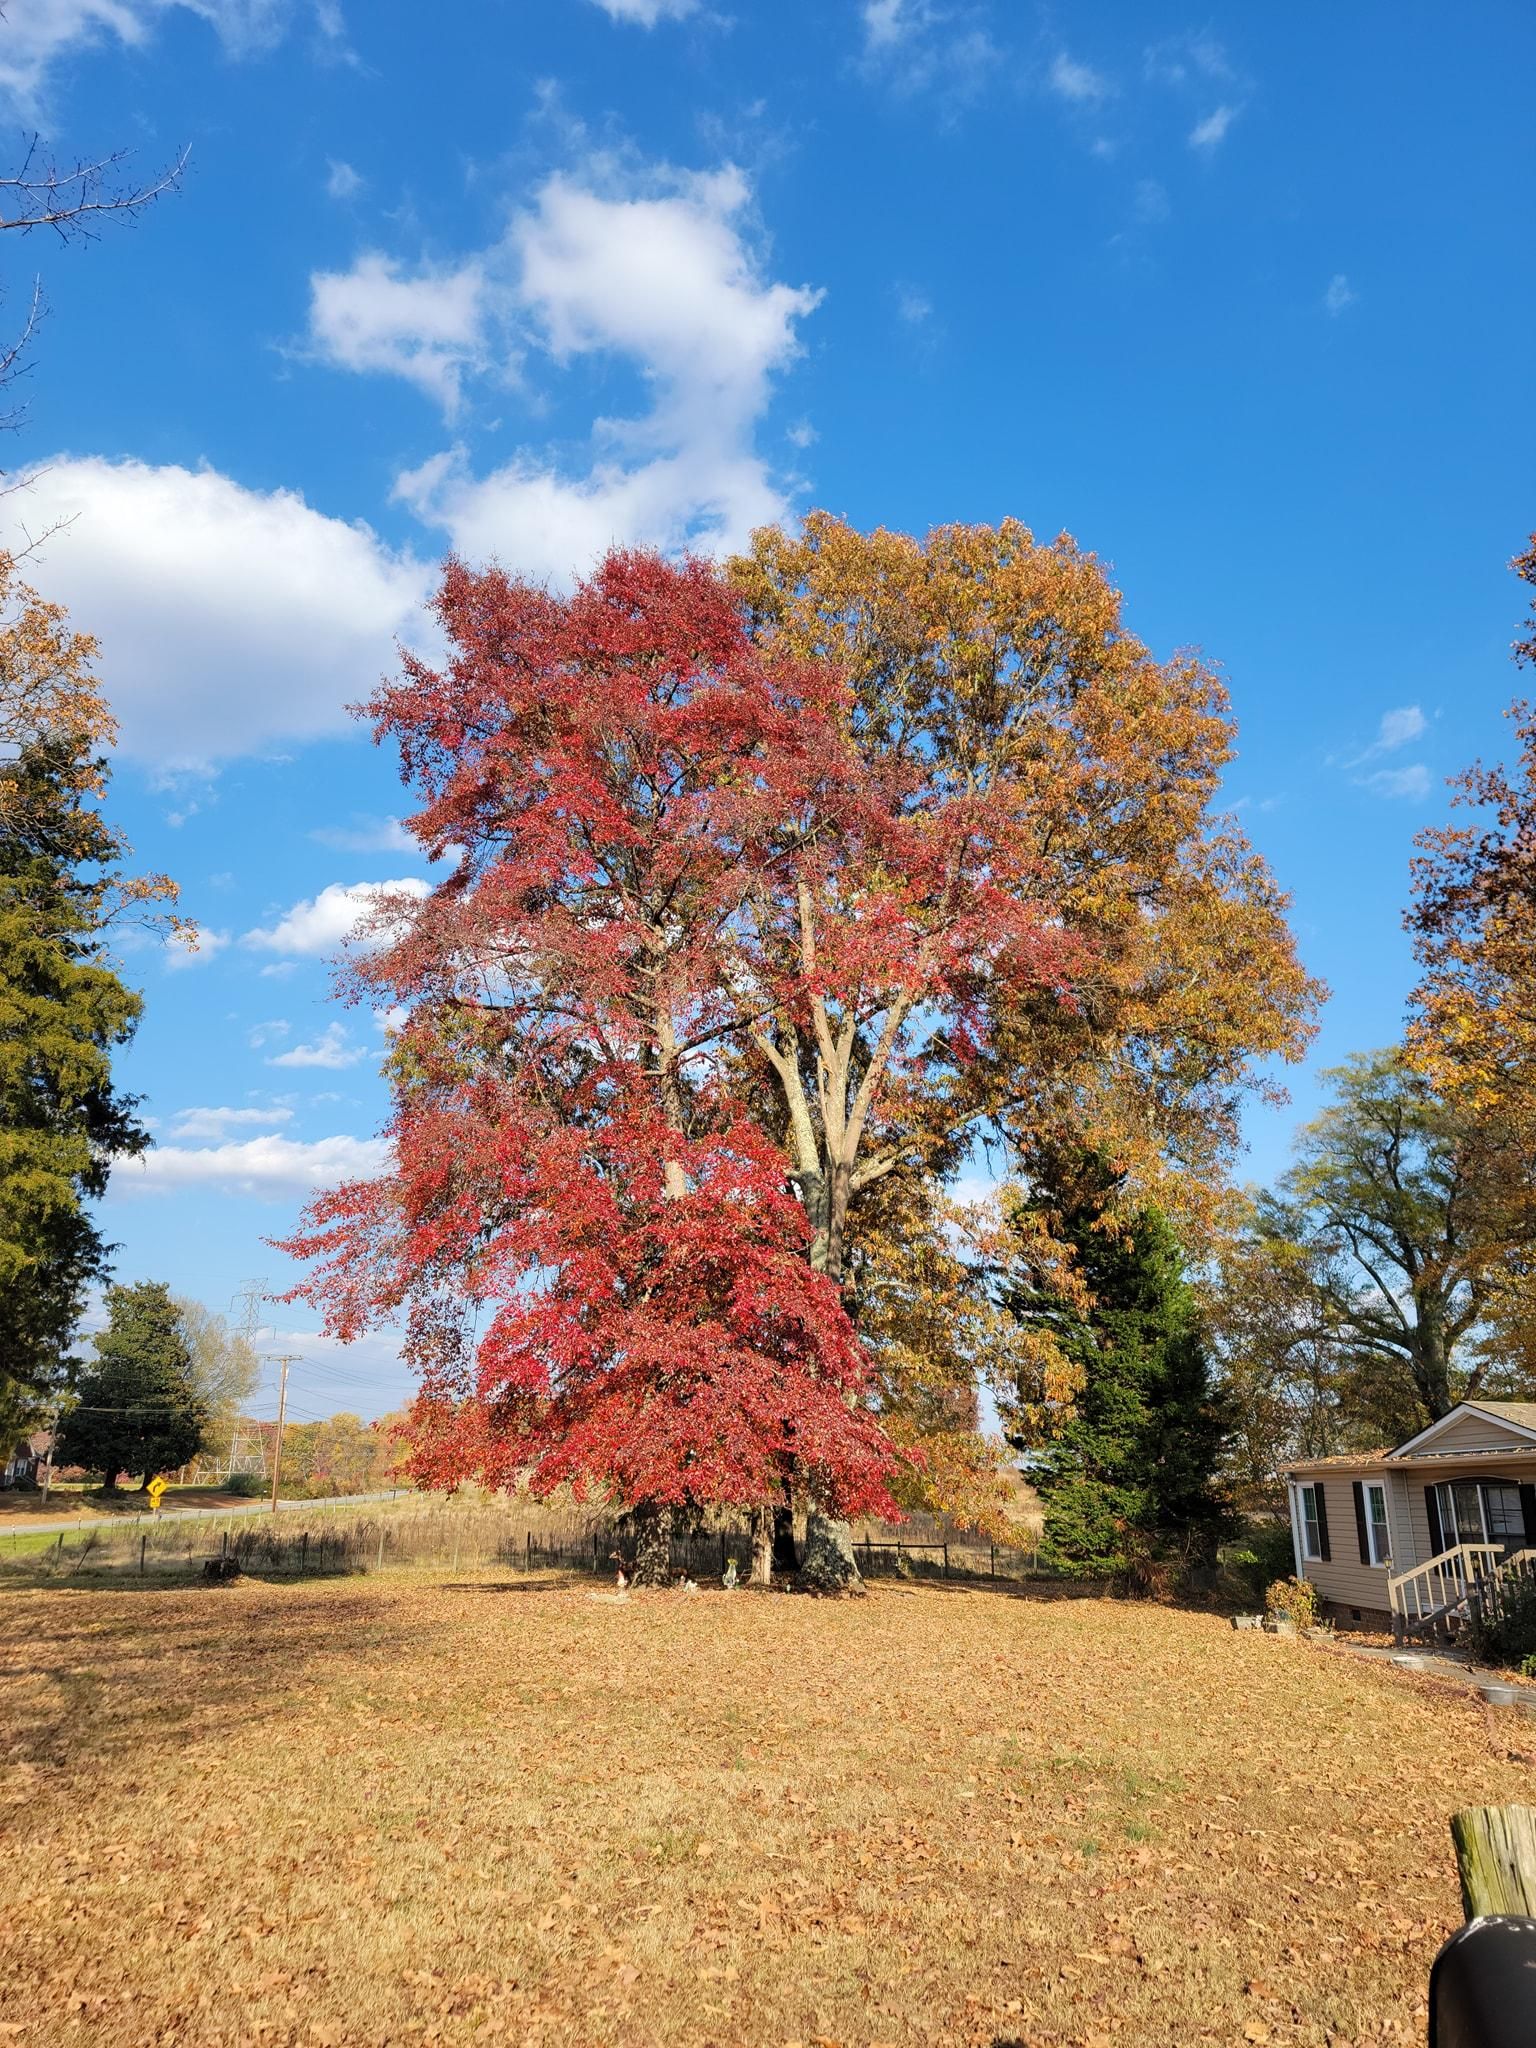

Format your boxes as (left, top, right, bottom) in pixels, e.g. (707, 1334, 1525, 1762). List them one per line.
(1363, 1480, 1391, 1566)
(1299, 1483, 1324, 1561)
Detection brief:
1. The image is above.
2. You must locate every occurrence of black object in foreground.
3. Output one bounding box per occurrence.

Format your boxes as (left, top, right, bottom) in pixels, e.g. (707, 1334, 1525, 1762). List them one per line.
(1430, 1916, 1536, 2045)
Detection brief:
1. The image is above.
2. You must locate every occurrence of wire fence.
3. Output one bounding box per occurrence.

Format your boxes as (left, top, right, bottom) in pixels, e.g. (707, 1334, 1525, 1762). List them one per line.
(0, 1503, 1047, 1589)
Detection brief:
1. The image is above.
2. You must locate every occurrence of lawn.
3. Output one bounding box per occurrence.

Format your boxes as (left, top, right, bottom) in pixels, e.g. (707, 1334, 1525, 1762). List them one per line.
(0, 1575, 1528, 2048)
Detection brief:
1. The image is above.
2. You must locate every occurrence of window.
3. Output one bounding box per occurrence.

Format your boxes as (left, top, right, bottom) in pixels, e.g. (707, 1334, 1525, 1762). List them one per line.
(1300, 1484, 1324, 1561)
(1432, 1480, 1529, 1553)
(1363, 1481, 1391, 1565)
(1484, 1485, 1525, 1545)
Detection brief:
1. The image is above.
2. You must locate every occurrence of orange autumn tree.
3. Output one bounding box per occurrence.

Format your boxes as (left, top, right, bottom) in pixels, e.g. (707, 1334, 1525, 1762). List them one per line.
(729, 515, 1322, 1540)
(1408, 534, 1536, 1359)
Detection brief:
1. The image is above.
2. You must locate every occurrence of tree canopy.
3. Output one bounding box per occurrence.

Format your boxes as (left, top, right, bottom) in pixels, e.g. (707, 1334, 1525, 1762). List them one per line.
(285, 525, 1319, 1576)
(56, 1282, 209, 1490)
(0, 560, 178, 1426)
(1006, 1152, 1233, 1584)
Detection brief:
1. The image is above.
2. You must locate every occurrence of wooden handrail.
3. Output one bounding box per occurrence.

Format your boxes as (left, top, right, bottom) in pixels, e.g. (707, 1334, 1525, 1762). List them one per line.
(1387, 1542, 1503, 1620)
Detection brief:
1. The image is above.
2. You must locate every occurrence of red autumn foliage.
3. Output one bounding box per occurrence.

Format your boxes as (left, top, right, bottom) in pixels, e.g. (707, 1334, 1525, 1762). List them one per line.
(283, 550, 906, 1515)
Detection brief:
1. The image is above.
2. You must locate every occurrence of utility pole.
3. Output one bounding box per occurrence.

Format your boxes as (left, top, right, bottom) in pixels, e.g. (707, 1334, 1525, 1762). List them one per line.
(268, 1356, 297, 1513)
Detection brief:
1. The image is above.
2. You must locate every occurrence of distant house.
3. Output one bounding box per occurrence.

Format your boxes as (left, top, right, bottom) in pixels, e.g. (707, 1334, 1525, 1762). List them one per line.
(0, 1431, 50, 1489)
(1286, 1401, 1536, 1640)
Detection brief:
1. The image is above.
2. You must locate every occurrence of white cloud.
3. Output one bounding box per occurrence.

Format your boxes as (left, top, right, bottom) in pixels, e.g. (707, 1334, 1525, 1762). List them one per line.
(325, 158, 363, 201)
(1133, 179, 1170, 225)
(1189, 104, 1238, 151)
(858, 0, 996, 101)
(169, 1104, 295, 1140)
(1366, 705, 1426, 755)
(786, 418, 817, 450)
(1048, 53, 1110, 104)
(242, 877, 430, 957)
(1145, 33, 1235, 88)
(896, 285, 932, 325)
(248, 1019, 291, 1049)
(1361, 763, 1431, 801)
(378, 1003, 409, 1036)
(310, 814, 416, 853)
(1323, 273, 1357, 317)
(307, 252, 492, 414)
(385, 162, 821, 580)
(268, 1022, 370, 1070)
(117, 1131, 388, 1199)
(164, 925, 231, 971)
(13, 459, 431, 767)
(861, 0, 913, 50)
(587, 0, 696, 20)
(0, 0, 296, 113)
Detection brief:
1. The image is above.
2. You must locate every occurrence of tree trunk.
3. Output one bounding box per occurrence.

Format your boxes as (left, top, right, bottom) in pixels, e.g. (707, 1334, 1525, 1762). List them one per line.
(750, 1505, 775, 1586)
(800, 1168, 862, 1593)
(628, 1502, 673, 1586)
(798, 1510, 865, 1597)
(771, 1501, 799, 1574)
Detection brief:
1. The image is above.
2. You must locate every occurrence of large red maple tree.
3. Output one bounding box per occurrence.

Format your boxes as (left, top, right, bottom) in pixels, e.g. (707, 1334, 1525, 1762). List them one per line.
(287, 548, 1051, 1578)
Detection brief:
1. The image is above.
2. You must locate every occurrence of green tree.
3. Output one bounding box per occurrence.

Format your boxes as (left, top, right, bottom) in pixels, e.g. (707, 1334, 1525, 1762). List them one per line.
(1008, 1156, 1234, 1584)
(1257, 1049, 1536, 1441)
(56, 1283, 208, 1491)
(0, 735, 147, 1416)
(0, 558, 179, 1424)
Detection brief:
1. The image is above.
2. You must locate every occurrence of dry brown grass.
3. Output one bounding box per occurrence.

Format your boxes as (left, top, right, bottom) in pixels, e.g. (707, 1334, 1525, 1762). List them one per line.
(0, 1573, 1528, 2048)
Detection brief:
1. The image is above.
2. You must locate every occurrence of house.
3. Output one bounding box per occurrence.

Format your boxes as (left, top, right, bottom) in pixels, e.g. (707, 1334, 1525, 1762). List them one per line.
(1, 1431, 50, 1490)
(1286, 1401, 1536, 1639)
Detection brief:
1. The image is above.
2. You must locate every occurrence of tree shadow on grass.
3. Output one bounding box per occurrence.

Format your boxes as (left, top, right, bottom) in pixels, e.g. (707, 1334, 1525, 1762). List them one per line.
(0, 1581, 408, 1777)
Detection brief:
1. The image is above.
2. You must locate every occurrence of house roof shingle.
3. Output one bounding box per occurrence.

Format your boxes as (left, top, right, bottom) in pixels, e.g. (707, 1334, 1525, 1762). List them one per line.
(1469, 1401, 1536, 1432)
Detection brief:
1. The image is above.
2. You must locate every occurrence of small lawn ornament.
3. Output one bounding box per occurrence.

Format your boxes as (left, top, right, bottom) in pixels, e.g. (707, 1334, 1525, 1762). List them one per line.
(722, 1557, 738, 1591)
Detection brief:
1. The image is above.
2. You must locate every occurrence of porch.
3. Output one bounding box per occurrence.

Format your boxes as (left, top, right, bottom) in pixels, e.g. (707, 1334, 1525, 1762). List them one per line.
(1285, 1401, 1536, 1639)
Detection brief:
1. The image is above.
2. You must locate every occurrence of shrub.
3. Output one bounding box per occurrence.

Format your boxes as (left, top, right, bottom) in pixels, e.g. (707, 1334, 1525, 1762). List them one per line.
(1265, 1576, 1320, 1630)
(1218, 1518, 1298, 1611)
(1465, 1576, 1536, 1670)
(225, 1472, 266, 1498)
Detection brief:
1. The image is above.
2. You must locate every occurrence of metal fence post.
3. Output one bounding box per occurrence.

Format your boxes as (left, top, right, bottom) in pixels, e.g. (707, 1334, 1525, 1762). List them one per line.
(301, 1531, 309, 1573)
(990, 1542, 996, 1578)
(943, 1542, 949, 1578)
(526, 1530, 532, 1571)
(139, 1534, 146, 1576)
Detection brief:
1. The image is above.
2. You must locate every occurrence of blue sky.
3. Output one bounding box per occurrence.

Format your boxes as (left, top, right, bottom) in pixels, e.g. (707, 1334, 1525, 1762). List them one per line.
(5, 0, 1532, 1423)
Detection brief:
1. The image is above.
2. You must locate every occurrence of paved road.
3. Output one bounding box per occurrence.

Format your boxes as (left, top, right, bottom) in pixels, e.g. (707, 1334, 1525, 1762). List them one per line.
(2, 1489, 406, 1540)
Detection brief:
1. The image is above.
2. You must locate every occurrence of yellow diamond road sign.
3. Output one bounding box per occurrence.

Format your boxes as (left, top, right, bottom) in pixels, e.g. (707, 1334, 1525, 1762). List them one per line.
(146, 1477, 168, 1509)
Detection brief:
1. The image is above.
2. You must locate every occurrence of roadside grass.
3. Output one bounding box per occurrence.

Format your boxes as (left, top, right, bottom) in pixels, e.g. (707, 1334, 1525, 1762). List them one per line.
(0, 1576, 1526, 2047)
(0, 1483, 268, 1521)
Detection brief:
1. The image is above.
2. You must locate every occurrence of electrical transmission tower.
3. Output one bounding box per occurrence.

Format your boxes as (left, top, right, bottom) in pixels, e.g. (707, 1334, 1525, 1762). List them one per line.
(221, 1278, 272, 1480)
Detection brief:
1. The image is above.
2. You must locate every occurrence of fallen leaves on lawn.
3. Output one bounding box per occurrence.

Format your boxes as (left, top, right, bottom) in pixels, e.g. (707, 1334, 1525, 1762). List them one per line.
(0, 1574, 1512, 2046)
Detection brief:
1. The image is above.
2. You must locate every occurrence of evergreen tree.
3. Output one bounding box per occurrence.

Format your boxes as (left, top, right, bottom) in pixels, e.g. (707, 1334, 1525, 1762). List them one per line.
(0, 557, 177, 1428)
(1008, 1155, 1234, 1586)
(57, 1283, 208, 1490)
(0, 733, 147, 1418)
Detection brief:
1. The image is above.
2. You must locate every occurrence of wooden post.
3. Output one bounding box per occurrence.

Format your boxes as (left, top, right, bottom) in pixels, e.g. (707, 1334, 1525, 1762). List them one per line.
(139, 1534, 146, 1576)
(942, 1542, 949, 1578)
(301, 1531, 309, 1573)
(1450, 1805, 1536, 1918)
(526, 1530, 532, 1571)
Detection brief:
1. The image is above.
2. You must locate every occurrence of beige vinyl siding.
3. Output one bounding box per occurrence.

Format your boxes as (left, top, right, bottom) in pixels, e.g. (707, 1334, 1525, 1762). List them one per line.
(1294, 1477, 1394, 1612)
(1398, 1409, 1536, 1457)
(1394, 1461, 1536, 1566)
